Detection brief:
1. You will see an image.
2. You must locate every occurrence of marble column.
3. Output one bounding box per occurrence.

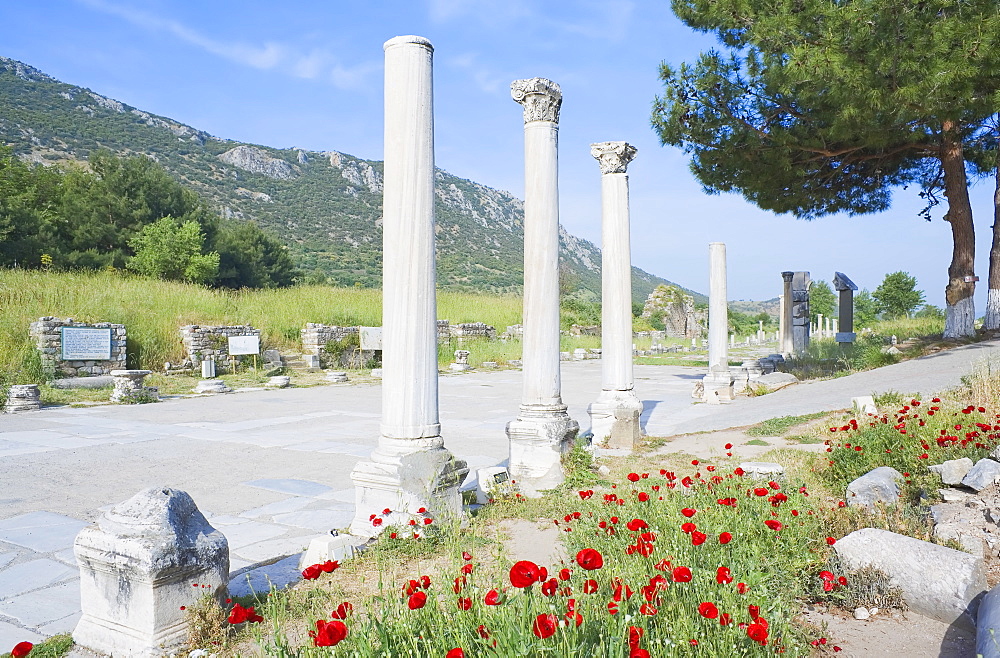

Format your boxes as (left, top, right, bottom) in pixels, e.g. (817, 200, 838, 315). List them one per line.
(780, 272, 794, 355)
(587, 141, 642, 450)
(817, 314, 824, 339)
(350, 36, 467, 537)
(702, 243, 735, 402)
(506, 78, 579, 495)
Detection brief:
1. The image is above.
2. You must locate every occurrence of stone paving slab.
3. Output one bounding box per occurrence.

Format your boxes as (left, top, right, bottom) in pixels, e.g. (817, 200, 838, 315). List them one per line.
(0, 559, 76, 599)
(0, 513, 88, 553)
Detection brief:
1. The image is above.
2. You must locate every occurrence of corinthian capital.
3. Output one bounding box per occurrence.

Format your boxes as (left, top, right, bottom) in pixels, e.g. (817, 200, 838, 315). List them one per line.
(590, 141, 637, 175)
(511, 78, 562, 124)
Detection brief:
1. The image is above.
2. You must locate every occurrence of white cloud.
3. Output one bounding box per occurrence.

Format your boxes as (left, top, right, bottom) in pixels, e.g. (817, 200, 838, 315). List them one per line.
(447, 52, 508, 95)
(75, 0, 379, 88)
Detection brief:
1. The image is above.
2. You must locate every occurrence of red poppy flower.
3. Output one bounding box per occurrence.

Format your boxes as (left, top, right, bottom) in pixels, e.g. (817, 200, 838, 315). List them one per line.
(749, 605, 760, 620)
(319, 560, 339, 573)
(460, 563, 474, 575)
(716, 567, 733, 584)
(626, 518, 648, 531)
(628, 625, 644, 649)
(462, 551, 473, 561)
(11, 643, 33, 658)
(331, 601, 353, 619)
(228, 603, 263, 624)
(698, 601, 719, 619)
(681, 508, 696, 517)
(407, 591, 427, 610)
(576, 548, 604, 570)
(680, 522, 696, 533)
(629, 650, 650, 658)
(510, 560, 541, 587)
(754, 487, 769, 496)
(477, 624, 491, 639)
(747, 622, 768, 645)
(420, 575, 431, 588)
(719, 532, 733, 544)
(720, 613, 732, 625)
(541, 578, 558, 596)
(302, 564, 322, 580)
(826, 537, 836, 545)
(608, 600, 619, 615)
(764, 520, 783, 531)
(310, 619, 348, 647)
(737, 582, 748, 594)
(532, 613, 558, 639)
(627, 472, 641, 482)
(484, 589, 502, 605)
(446, 649, 465, 658)
(691, 531, 707, 546)
(637, 492, 650, 502)
(583, 579, 599, 593)
(819, 570, 834, 581)
(672, 566, 692, 582)
(640, 603, 657, 615)
(457, 597, 472, 610)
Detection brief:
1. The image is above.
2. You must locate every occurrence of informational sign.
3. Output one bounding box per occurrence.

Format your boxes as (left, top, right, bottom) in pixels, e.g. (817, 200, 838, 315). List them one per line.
(228, 335, 260, 355)
(61, 327, 112, 360)
(360, 326, 382, 351)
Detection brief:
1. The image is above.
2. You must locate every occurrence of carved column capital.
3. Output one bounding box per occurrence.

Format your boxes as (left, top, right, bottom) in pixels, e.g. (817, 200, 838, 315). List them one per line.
(511, 78, 562, 124)
(591, 141, 637, 174)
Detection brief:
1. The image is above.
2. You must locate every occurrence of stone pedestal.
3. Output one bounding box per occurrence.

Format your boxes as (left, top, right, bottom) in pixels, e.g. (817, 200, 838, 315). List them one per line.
(506, 77, 578, 493)
(587, 141, 641, 449)
(4, 384, 40, 413)
(450, 350, 471, 371)
(110, 370, 153, 402)
(193, 379, 231, 394)
(350, 36, 466, 536)
(73, 487, 228, 658)
(702, 243, 734, 402)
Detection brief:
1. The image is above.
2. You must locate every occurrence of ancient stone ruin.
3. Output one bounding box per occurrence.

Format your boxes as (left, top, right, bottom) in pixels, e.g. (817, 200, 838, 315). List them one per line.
(640, 285, 704, 338)
(179, 325, 260, 364)
(29, 317, 127, 377)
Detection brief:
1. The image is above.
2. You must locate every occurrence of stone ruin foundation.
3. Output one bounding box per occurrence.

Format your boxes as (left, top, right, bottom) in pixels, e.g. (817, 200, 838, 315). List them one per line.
(640, 285, 705, 338)
(29, 317, 127, 377)
(179, 325, 260, 364)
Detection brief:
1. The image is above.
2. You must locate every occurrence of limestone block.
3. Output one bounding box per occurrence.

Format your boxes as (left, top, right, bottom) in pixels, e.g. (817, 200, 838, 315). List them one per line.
(962, 459, 1000, 492)
(299, 533, 362, 570)
(73, 487, 229, 657)
(193, 379, 231, 394)
(753, 372, 799, 392)
(977, 582, 1000, 657)
(834, 527, 984, 630)
(476, 466, 512, 505)
(846, 466, 903, 509)
(266, 376, 291, 388)
(852, 395, 879, 416)
(110, 370, 152, 402)
(738, 462, 785, 478)
(326, 371, 349, 383)
(4, 384, 41, 413)
(929, 458, 975, 486)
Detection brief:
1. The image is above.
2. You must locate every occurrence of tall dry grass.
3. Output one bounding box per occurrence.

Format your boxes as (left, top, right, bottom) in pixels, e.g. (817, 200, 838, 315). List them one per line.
(0, 269, 525, 383)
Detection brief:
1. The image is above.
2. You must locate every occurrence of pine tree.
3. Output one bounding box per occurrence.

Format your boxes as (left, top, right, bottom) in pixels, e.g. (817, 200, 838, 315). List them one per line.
(654, 0, 1000, 337)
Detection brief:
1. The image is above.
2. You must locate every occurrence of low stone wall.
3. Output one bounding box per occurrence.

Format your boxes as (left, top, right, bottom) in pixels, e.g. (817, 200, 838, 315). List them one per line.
(450, 322, 496, 339)
(29, 317, 127, 377)
(179, 325, 260, 363)
(301, 324, 359, 357)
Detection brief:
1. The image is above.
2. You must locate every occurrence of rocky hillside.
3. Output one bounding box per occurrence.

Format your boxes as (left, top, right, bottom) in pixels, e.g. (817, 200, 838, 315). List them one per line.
(0, 56, 700, 301)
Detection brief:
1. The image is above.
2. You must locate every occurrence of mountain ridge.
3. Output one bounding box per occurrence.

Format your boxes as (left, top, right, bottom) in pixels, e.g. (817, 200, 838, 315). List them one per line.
(0, 55, 705, 303)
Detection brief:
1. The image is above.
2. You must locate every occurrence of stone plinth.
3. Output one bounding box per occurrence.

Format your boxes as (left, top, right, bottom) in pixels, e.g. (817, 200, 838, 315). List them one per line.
(589, 390, 643, 450)
(350, 36, 467, 537)
(109, 370, 153, 402)
(450, 349, 471, 371)
(73, 487, 229, 657)
(507, 76, 579, 492)
(4, 384, 41, 413)
(194, 379, 231, 394)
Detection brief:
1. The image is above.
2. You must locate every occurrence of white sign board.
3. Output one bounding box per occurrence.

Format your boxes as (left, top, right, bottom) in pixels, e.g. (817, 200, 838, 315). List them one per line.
(360, 326, 382, 351)
(227, 335, 260, 355)
(61, 327, 112, 360)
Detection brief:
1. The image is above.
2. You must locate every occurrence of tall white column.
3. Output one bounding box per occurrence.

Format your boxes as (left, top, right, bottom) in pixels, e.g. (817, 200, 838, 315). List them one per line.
(587, 142, 642, 450)
(781, 272, 794, 355)
(506, 78, 578, 495)
(350, 36, 466, 537)
(702, 243, 735, 402)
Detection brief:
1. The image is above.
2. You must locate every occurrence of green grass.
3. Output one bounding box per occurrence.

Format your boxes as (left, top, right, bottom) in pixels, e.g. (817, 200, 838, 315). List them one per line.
(746, 438, 771, 446)
(745, 412, 829, 437)
(0, 634, 73, 658)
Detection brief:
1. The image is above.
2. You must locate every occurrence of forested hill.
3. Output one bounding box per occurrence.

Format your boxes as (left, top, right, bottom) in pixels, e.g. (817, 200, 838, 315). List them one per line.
(0, 56, 701, 302)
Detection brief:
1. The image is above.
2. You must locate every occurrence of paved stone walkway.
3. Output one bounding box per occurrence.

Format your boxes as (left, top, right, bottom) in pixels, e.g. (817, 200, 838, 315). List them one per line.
(2, 339, 999, 647)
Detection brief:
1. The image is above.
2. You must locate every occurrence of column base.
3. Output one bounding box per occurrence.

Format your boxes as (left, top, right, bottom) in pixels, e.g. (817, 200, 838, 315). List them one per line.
(506, 404, 579, 497)
(588, 389, 643, 450)
(702, 369, 735, 404)
(349, 437, 468, 538)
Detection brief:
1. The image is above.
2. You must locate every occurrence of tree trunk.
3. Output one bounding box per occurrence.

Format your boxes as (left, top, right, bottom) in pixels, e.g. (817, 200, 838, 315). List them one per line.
(941, 119, 977, 338)
(983, 129, 1000, 331)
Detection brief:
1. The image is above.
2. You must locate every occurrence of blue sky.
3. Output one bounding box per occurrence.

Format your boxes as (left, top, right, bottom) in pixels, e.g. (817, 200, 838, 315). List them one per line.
(1, 0, 991, 308)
